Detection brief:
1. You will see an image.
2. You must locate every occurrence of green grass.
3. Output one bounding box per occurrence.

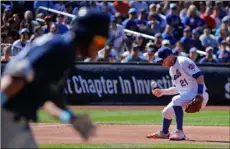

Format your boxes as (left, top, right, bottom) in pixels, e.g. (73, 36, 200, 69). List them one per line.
(38, 110, 229, 126)
(39, 144, 230, 148)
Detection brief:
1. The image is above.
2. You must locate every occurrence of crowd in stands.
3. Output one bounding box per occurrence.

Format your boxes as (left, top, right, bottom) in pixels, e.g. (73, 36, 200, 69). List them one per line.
(1, 1, 230, 64)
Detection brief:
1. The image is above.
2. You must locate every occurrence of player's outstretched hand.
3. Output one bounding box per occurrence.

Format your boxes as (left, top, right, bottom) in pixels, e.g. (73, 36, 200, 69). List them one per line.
(70, 114, 96, 141)
(152, 89, 164, 97)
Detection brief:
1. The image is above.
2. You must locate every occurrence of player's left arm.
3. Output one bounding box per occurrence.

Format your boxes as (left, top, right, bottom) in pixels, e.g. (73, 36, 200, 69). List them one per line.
(43, 100, 75, 123)
(182, 58, 205, 95)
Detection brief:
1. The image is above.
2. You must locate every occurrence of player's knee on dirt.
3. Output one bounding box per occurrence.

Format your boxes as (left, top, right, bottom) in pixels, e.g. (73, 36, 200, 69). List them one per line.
(162, 106, 174, 120)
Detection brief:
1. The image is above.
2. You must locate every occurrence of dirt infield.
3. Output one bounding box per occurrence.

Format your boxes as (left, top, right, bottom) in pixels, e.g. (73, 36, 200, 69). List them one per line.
(33, 106, 230, 145)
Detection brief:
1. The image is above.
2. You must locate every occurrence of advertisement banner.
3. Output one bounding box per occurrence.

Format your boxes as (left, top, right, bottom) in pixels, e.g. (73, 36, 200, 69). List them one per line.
(2, 62, 230, 105)
(63, 63, 230, 105)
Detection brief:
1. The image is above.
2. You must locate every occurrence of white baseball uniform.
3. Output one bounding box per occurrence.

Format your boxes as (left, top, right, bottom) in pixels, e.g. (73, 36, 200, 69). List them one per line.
(162, 56, 209, 119)
(110, 24, 127, 54)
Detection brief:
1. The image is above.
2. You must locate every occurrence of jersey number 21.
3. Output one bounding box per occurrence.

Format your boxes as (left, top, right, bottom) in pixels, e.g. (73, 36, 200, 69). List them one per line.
(180, 79, 188, 87)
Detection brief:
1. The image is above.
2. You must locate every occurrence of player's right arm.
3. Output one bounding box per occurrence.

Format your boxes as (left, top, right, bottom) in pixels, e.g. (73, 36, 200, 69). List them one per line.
(152, 80, 178, 97)
(43, 100, 95, 140)
(152, 87, 178, 97)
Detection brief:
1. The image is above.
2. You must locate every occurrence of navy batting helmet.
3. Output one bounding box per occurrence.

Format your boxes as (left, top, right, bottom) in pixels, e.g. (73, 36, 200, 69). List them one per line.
(71, 7, 111, 49)
(71, 7, 110, 38)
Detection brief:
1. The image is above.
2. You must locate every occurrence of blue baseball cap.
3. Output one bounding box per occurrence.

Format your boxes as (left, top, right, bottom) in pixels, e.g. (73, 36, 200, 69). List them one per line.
(19, 28, 29, 34)
(222, 16, 230, 23)
(183, 27, 190, 32)
(154, 47, 173, 63)
(170, 3, 177, 9)
(192, 29, 199, 35)
(128, 8, 137, 14)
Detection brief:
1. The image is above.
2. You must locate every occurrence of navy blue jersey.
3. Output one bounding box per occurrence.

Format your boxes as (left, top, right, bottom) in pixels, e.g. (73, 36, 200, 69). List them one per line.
(3, 32, 77, 121)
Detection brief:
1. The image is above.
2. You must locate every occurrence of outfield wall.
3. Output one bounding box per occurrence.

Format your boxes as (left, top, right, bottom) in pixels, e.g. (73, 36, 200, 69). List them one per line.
(1, 62, 230, 105)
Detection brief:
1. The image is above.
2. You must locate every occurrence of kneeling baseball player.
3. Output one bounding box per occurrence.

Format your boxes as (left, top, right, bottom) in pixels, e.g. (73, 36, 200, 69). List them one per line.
(1, 8, 110, 148)
(146, 47, 209, 141)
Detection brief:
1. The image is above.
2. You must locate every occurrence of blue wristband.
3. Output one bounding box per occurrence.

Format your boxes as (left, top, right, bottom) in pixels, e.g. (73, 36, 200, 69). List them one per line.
(198, 84, 204, 94)
(59, 110, 71, 123)
(1, 92, 7, 105)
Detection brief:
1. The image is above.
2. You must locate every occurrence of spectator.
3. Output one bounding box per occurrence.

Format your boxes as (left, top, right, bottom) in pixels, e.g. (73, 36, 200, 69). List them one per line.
(200, 6, 216, 30)
(122, 43, 146, 63)
(121, 39, 133, 60)
(166, 3, 181, 28)
(215, 16, 230, 36)
(180, 27, 193, 53)
(149, 3, 156, 13)
(54, 1, 66, 12)
(42, 15, 53, 34)
(199, 27, 218, 48)
(161, 39, 171, 48)
(183, 5, 205, 30)
(88, 1, 102, 12)
(108, 53, 118, 63)
(20, 10, 40, 34)
(136, 9, 148, 33)
(199, 46, 218, 63)
(11, 28, 30, 56)
(49, 23, 59, 34)
(173, 41, 187, 57)
(215, 1, 227, 19)
(2, 5, 13, 25)
(56, 14, 69, 34)
(147, 12, 161, 35)
(145, 47, 157, 63)
(113, 1, 130, 17)
(97, 41, 118, 62)
(122, 8, 138, 31)
(129, 1, 148, 13)
(5, 32, 15, 44)
(12, 14, 21, 30)
(30, 25, 43, 42)
(194, 1, 206, 15)
(114, 12, 123, 25)
(216, 40, 230, 63)
(100, 1, 116, 16)
(143, 41, 153, 57)
(153, 33, 163, 50)
(191, 29, 203, 50)
(1, 46, 11, 62)
(135, 35, 146, 53)
(65, 2, 74, 15)
(188, 47, 199, 62)
(166, 3, 184, 41)
(211, 6, 222, 28)
(179, 1, 191, 20)
(162, 24, 176, 46)
(216, 28, 229, 44)
(110, 17, 127, 54)
(5, 18, 18, 38)
(155, 4, 166, 29)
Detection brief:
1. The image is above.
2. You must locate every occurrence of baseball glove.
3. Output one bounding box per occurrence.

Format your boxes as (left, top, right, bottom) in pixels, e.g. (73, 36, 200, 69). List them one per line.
(185, 95, 203, 113)
(71, 114, 96, 140)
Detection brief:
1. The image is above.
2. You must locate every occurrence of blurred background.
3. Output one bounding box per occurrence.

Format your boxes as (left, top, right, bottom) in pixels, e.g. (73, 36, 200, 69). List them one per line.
(1, 1, 230, 64)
